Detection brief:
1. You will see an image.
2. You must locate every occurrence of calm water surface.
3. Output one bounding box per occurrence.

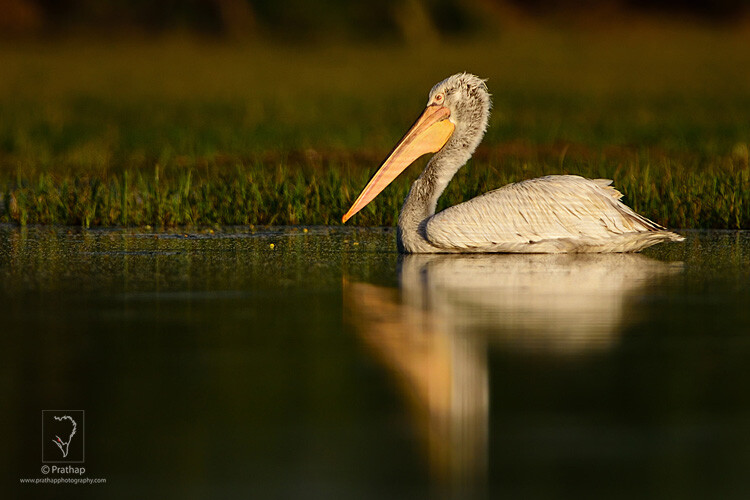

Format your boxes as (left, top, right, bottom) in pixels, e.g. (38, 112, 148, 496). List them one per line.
(2, 225, 750, 498)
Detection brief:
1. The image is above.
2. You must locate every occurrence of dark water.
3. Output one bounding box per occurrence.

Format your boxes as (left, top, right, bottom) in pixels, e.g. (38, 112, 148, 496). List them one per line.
(2, 225, 750, 499)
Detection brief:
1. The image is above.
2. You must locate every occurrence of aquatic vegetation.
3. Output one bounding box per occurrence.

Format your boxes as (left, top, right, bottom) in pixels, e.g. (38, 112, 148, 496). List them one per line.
(0, 28, 748, 228)
(2, 154, 748, 228)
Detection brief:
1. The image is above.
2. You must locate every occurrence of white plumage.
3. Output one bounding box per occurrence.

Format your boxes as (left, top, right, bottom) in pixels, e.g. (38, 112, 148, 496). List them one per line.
(425, 175, 679, 253)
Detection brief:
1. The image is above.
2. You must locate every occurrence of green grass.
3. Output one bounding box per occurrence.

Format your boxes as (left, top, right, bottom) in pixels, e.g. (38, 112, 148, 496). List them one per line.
(1, 26, 749, 228)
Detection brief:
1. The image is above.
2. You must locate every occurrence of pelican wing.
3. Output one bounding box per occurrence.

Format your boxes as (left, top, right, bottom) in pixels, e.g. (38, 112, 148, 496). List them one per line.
(425, 175, 682, 253)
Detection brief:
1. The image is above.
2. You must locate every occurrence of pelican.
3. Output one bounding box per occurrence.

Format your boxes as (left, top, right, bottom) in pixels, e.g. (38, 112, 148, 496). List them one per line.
(342, 73, 684, 253)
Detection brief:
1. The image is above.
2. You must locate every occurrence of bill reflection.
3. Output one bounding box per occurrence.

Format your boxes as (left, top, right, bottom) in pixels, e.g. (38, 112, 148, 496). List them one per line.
(344, 254, 682, 492)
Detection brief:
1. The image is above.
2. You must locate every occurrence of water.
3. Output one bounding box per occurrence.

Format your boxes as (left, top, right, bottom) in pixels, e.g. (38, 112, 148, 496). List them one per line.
(2, 225, 750, 498)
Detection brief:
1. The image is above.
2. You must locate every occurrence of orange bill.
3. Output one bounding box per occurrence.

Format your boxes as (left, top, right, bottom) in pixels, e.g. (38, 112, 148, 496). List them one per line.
(342, 105, 455, 223)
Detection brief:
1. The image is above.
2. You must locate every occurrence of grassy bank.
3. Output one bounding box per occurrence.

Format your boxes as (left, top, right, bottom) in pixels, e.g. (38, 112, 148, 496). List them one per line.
(1, 26, 749, 228)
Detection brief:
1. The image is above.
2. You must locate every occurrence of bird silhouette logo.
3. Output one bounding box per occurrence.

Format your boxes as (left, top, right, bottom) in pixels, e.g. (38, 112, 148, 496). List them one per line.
(42, 410, 84, 463)
(51, 415, 77, 458)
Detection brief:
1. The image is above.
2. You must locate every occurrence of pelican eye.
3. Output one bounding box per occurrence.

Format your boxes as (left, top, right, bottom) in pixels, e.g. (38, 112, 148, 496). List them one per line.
(434, 93, 444, 103)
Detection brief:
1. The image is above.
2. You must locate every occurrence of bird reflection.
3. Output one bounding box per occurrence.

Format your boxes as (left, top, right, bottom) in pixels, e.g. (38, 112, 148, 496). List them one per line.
(344, 253, 681, 494)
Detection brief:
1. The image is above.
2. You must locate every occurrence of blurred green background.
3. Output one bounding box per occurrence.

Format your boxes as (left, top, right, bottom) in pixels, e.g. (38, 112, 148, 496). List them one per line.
(3, 1, 750, 39)
(1, 1, 749, 227)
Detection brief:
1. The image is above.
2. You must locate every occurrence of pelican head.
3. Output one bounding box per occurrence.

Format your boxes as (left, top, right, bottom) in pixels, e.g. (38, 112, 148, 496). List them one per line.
(427, 72, 491, 146)
(342, 72, 491, 223)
